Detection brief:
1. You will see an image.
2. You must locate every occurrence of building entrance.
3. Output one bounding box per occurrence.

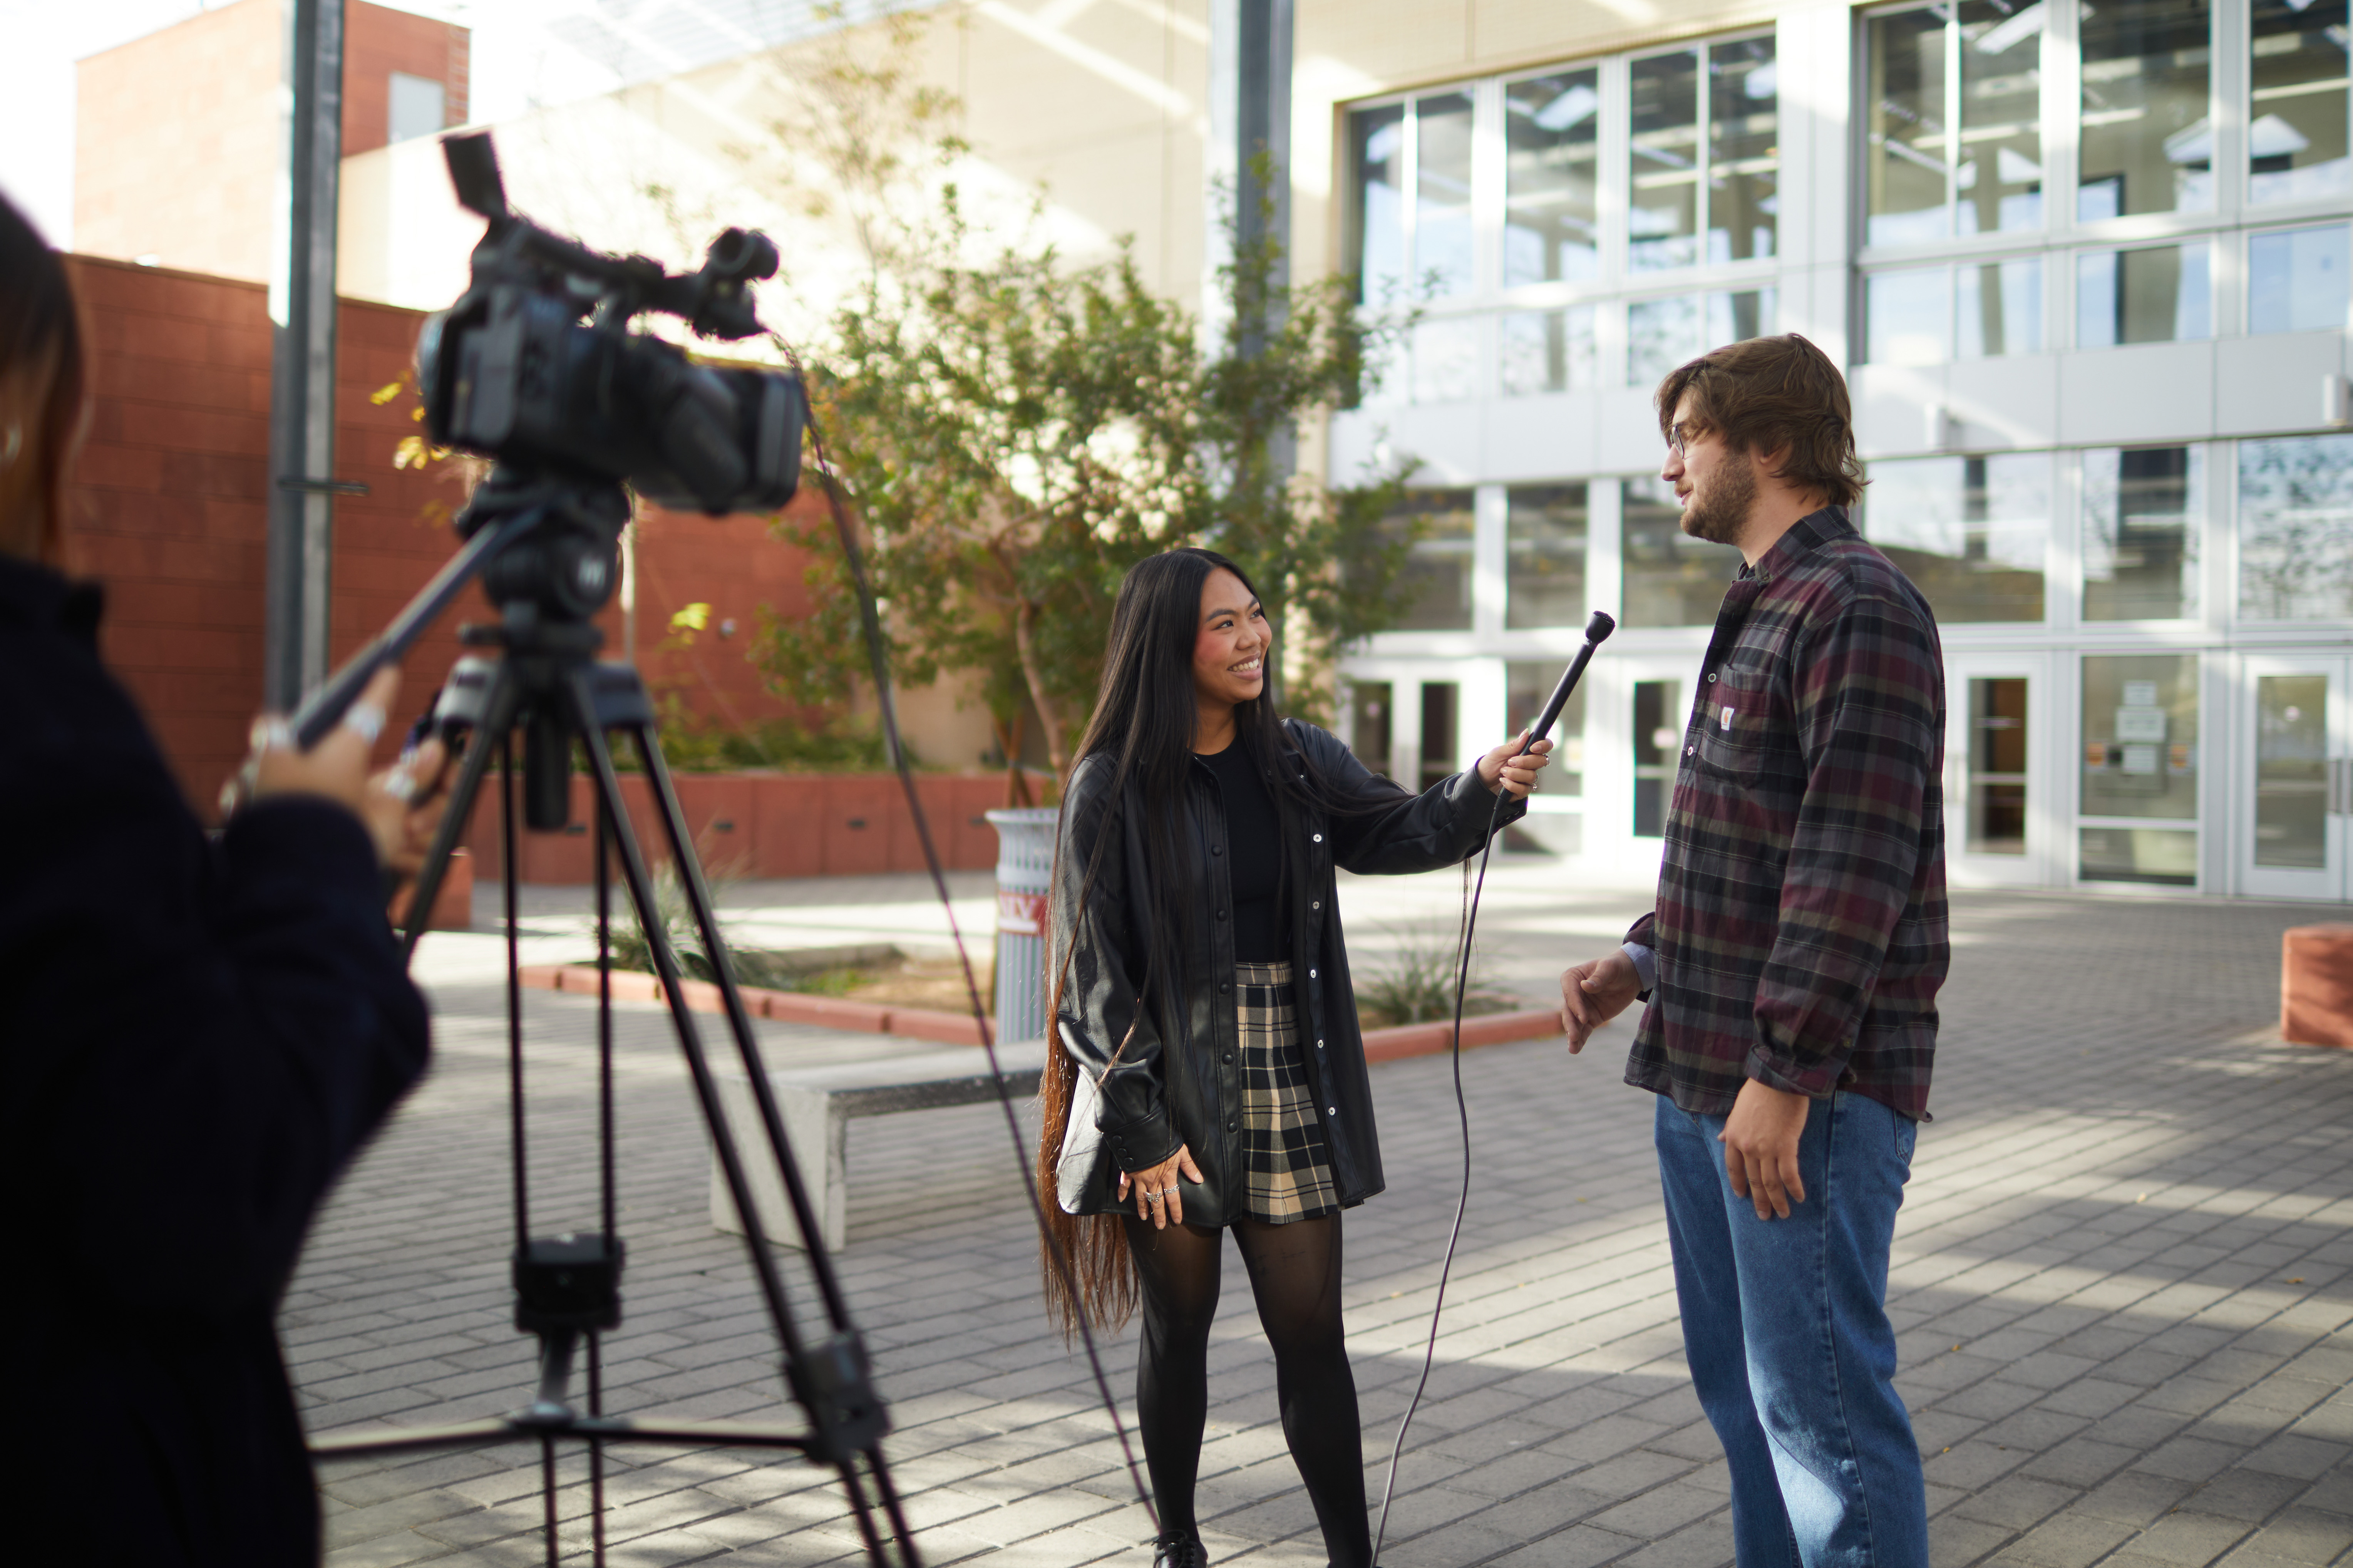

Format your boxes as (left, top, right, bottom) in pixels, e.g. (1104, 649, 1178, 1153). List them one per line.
(2236, 652, 2353, 901)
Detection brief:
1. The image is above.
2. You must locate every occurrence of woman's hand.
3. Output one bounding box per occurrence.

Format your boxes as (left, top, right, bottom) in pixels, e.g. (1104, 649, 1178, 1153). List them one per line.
(1477, 732, 1554, 798)
(245, 667, 452, 867)
(1118, 1143, 1206, 1229)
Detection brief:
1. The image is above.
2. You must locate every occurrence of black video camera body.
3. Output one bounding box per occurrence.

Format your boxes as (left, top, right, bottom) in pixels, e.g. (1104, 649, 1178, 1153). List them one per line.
(415, 132, 804, 520)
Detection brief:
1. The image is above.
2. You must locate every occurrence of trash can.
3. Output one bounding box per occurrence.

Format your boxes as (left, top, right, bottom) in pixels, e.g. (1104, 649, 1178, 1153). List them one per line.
(986, 807, 1060, 1046)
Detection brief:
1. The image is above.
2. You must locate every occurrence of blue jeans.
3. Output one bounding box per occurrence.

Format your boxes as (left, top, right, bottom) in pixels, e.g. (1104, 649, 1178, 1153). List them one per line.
(1654, 1091, 1927, 1568)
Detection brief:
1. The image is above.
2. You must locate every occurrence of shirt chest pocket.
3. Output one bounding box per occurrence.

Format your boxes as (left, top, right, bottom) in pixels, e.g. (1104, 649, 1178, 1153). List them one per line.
(1692, 668, 1777, 785)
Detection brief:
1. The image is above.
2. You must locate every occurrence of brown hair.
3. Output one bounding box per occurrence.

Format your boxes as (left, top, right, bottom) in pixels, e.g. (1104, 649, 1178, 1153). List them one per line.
(0, 193, 87, 565)
(1655, 333, 1864, 509)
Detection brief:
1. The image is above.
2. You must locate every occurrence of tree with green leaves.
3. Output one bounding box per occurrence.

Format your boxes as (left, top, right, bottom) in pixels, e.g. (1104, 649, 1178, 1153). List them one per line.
(745, 15, 1421, 793)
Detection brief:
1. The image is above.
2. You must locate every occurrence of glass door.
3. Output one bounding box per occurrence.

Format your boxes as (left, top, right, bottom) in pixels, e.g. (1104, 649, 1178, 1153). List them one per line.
(2237, 653, 2351, 901)
(1944, 652, 2055, 886)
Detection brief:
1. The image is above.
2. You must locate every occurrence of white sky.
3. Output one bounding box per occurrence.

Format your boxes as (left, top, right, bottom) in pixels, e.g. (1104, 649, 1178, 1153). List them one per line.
(0, 0, 627, 248)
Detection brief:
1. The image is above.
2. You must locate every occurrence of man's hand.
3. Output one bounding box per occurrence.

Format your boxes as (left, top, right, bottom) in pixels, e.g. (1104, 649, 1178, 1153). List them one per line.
(1719, 1078, 1811, 1219)
(1559, 947, 1641, 1054)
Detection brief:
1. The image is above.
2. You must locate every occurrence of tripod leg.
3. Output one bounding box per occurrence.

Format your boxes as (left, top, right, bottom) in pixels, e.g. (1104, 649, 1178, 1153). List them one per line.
(397, 664, 525, 959)
(620, 715, 923, 1566)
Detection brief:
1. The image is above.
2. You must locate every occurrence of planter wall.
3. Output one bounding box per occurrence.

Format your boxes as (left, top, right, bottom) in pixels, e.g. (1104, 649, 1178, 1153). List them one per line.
(464, 772, 1022, 885)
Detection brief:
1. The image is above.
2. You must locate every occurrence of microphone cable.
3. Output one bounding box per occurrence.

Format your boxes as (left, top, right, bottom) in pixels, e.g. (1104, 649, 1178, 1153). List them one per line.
(1370, 610, 1614, 1566)
(787, 356, 1162, 1539)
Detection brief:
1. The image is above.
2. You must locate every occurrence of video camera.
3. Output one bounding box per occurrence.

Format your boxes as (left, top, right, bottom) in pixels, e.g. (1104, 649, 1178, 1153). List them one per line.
(415, 131, 805, 519)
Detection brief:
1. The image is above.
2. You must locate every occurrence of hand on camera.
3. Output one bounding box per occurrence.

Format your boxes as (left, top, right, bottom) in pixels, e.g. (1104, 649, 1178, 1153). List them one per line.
(1119, 1143, 1204, 1230)
(241, 667, 452, 868)
(1477, 731, 1553, 798)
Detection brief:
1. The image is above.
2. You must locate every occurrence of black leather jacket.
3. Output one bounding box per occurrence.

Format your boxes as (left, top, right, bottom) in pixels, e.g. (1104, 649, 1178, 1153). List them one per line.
(1050, 719, 1525, 1226)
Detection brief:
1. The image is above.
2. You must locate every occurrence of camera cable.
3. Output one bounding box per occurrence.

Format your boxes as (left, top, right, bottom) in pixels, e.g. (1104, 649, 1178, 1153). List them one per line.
(1370, 611, 1613, 1566)
(788, 357, 1162, 1539)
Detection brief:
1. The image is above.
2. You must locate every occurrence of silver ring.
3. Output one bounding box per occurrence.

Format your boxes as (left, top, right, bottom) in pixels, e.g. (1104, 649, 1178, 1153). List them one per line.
(381, 767, 419, 804)
(250, 716, 293, 753)
(345, 700, 387, 745)
(1146, 1190, 1165, 1203)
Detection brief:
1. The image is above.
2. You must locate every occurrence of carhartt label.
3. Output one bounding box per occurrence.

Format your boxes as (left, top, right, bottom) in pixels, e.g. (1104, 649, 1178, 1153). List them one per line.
(1719, 705, 1735, 730)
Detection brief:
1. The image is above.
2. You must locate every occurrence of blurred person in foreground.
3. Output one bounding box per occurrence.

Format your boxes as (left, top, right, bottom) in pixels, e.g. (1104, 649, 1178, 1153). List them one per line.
(0, 195, 448, 1563)
(1557, 335, 1947, 1568)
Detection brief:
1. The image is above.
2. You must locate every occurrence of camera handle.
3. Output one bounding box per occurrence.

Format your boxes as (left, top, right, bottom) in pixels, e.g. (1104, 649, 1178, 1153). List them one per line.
(311, 600, 919, 1568)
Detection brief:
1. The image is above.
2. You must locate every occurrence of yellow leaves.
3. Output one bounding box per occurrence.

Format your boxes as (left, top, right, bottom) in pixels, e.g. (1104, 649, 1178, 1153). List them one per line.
(394, 435, 434, 470)
(667, 603, 713, 647)
(370, 380, 406, 405)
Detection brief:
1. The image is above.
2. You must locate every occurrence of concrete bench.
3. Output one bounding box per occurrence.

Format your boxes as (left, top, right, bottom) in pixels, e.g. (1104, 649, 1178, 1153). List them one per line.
(710, 1040, 1047, 1252)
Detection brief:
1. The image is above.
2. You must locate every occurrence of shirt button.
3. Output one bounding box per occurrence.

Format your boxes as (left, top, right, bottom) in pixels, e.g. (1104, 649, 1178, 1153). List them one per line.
(1311, 900, 1321, 910)
(1312, 833, 1323, 843)
(1216, 910, 1228, 920)
(1707, 672, 1717, 683)
(1326, 1106, 1337, 1116)
(1219, 982, 1231, 994)
(1685, 745, 1694, 757)
(1316, 1038, 1325, 1049)
(1309, 968, 1318, 978)
(1223, 1051, 1234, 1064)
(1227, 1120, 1237, 1132)
(1211, 844, 1223, 855)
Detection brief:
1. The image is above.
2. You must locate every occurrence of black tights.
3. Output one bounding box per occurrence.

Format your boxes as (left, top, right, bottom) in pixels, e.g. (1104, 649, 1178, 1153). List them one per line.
(1122, 1212, 1370, 1567)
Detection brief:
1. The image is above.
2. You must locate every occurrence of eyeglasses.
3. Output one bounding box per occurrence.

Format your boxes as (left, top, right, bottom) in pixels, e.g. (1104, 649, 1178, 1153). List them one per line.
(1666, 421, 1703, 457)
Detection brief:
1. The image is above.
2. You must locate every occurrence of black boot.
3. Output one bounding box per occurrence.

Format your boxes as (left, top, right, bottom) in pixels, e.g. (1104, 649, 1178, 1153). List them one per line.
(1150, 1531, 1207, 1568)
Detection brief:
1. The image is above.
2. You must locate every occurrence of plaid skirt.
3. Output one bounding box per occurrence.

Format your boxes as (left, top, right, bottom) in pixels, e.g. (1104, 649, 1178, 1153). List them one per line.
(1235, 960, 1339, 1223)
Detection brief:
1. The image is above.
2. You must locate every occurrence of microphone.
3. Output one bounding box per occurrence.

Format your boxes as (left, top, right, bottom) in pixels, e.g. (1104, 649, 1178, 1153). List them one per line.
(1524, 610, 1616, 746)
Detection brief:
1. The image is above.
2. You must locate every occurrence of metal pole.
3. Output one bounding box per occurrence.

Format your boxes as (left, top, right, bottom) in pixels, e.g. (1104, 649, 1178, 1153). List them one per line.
(266, 0, 346, 709)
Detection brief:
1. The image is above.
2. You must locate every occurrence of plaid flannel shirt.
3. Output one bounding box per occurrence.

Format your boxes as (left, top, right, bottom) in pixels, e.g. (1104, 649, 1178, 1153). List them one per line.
(1625, 506, 1949, 1121)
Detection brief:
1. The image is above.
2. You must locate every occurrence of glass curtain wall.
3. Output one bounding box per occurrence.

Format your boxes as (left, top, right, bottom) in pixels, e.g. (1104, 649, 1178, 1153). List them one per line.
(1343, 31, 1780, 406)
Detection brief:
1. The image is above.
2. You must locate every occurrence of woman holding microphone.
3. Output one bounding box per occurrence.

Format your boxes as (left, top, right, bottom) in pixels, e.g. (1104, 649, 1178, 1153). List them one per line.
(1038, 547, 1550, 1568)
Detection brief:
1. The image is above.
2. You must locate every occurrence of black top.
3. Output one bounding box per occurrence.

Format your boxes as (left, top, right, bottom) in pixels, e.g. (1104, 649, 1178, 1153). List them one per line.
(1198, 740, 1288, 962)
(0, 554, 431, 1566)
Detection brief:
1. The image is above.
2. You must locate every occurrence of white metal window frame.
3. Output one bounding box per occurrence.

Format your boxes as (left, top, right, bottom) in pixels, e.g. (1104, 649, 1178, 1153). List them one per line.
(1340, 29, 1781, 402)
(1854, 0, 2353, 360)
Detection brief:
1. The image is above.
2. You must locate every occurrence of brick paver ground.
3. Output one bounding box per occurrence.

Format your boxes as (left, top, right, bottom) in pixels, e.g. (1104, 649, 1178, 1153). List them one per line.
(292, 872, 2353, 1567)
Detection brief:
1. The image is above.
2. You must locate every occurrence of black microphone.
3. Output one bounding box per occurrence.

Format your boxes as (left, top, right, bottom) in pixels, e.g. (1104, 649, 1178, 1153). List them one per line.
(1523, 610, 1616, 746)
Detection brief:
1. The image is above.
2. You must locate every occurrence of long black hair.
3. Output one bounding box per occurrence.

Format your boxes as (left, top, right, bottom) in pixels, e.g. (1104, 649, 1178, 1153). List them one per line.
(0, 192, 86, 565)
(1038, 546, 1400, 1333)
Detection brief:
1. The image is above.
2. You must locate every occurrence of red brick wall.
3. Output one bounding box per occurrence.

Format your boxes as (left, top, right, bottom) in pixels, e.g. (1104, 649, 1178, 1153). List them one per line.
(343, 2, 471, 159)
(61, 254, 840, 824)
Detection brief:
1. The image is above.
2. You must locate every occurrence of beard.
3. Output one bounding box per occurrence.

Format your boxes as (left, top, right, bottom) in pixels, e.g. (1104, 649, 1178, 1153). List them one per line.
(1681, 457, 1755, 546)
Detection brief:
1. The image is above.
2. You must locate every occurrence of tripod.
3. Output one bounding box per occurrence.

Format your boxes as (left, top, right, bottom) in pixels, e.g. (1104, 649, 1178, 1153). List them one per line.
(300, 470, 918, 1567)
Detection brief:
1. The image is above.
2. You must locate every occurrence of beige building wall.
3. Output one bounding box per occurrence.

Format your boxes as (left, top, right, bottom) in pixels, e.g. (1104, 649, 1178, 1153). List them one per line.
(340, 2, 1212, 332)
(76, 0, 284, 283)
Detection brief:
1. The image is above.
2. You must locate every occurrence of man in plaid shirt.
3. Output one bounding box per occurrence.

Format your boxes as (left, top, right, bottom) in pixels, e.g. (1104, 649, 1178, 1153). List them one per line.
(1559, 334, 1946, 1568)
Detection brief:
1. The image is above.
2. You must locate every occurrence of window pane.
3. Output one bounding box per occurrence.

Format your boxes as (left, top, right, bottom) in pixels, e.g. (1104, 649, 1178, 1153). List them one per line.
(2250, 0, 2351, 204)
(1862, 452, 2048, 622)
(1416, 92, 1476, 296)
(1505, 483, 1589, 630)
(2249, 224, 2350, 334)
(2256, 674, 2328, 868)
(2077, 243, 2211, 345)
(1507, 660, 1586, 796)
(1348, 681, 1393, 774)
(1957, 257, 2043, 355)
(1633, 677, 1683, 836)
(2239, 433, 2353, 618)
(2078, 0, 2213, 219)
(1346, 104, 1407, 305)
(1382, 489, 1477, 630)
(1957, 0, 2045, 235)
(1411, 317, 1478, 404)
(1628, 290, 1774, 386)
(1621, 475, 1745, 626)
(1500, 306, 1597, 395)
(1866, 7, 1951, 246)
(1505, 70, 1601, 285)
(1966, 677, 2030, 856)
(2080, 653, 2201, 881)
(1630, 50, 1702, 271)
(1867, 266, 1948, 363)
(1708, 36, 1779, 263)
(2083, 445, 2203, 621)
